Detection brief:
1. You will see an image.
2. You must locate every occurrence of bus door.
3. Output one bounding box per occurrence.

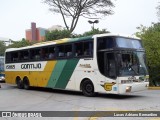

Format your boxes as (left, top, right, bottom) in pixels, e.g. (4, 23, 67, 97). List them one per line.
(104, 52, 117, 79)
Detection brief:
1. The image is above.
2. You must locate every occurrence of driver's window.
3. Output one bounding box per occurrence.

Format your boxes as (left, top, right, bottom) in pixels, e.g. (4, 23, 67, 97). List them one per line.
(106, 53, 116, 79)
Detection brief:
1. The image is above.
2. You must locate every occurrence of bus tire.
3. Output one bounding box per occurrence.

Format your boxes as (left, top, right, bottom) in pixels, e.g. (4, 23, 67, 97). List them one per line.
(81, 80, 95, 97)
(16, 77, 24, 89)
(23, 77, 30, 90)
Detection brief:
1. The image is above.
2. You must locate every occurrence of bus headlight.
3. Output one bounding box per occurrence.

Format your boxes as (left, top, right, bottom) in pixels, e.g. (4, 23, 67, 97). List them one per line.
(126, 86, 132, 92)
(145, 84, 149, 87)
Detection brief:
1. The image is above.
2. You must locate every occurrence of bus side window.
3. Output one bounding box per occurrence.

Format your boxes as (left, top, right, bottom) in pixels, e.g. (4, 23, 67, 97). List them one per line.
(18, 52, 23, 61)
(97, 37, 114, 50)
(84, 41, 93, 56)
(39, 48, 48, 60)
(6, 52, 11, 63)
(23, 50, 29, 60)
(12, 52, 18, 62)
(48, 46, 55, 59)
(57, 45, 65, 58)
(75, 42, 83, 57)
(65, 44, 72, 57)
(30, 49, 40, 60)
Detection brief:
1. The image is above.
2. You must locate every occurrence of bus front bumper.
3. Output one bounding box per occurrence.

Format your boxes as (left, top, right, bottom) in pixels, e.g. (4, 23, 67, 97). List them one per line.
(118, 82, 149, 94)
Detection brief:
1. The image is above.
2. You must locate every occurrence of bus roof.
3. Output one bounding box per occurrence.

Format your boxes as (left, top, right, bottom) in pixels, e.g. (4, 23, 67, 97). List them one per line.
(5, 33, 140, 52)
(93, 33, 140, 39)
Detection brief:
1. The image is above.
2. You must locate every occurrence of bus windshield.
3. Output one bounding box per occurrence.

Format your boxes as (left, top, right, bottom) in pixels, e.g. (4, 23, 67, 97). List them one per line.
(116, 37, 143, 49)
(97, 36, 148, 78)
(117, 51, 148, 76)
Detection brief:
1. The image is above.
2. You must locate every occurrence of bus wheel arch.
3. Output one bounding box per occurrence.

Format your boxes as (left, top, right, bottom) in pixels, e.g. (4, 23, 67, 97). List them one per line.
(16, 76, 23, 89)
(80, 78, 96, 97)
(23, 76, 30, 90)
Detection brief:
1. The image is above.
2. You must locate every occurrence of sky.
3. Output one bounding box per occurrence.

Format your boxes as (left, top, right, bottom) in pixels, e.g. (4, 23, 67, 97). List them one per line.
(0, 0, 159, 40)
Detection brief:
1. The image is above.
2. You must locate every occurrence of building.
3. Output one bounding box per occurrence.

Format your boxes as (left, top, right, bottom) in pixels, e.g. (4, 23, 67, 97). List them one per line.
(48, 25, 64, 31)
(0, 37, 12, 46)
(25, 22, 65, 42)
(25, 22, 48, 42)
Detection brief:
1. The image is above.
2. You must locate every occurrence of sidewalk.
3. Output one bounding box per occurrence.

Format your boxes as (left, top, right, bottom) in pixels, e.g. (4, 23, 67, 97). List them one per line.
(148, 87, 160, 90)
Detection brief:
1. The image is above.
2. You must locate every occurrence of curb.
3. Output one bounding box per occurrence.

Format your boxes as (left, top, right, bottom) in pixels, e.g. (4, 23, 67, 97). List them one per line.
(148, 87, 160, 90)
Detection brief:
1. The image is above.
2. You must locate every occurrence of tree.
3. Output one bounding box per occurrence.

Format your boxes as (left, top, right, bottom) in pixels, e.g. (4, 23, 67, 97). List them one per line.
(81, 28, 109, 37)
(0, 41, 6, 56)
(136, 23, 160, 86)
(46, 29, 71, 41)
(157, 3, 160, 21)
(7, 39, 31, 49)
(44, 0, 114, 33)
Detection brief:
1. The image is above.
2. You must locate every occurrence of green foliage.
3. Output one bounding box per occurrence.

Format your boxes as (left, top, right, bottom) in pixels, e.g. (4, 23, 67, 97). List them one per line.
(7, 39, 31, 49)
(0, 39, 29, 56)
(45, 29, 71, 41)
(0, 41, 6, 56)
(81, 28, 109, 37)
(45, 28, 110, 41)
(136, 23, 160, 86)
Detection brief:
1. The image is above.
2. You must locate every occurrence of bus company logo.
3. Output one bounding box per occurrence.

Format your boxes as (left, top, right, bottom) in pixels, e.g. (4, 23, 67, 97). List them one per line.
(6, 65, 15, 69)
(21, 63, 41, 69)
(79, 64, 91, 68)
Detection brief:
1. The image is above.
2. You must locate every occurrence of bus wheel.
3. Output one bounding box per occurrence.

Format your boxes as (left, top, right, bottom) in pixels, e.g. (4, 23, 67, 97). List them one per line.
(82, 80, 95, 97)
(16, 77, 23, 89)
(23, 77, 30, 90)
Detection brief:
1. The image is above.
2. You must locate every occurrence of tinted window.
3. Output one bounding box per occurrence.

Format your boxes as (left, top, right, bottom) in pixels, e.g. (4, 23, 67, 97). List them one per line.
(5, 39, 93, 63)
(65, 44, 72, 57)
(75, 41, 93, 57)
(30, 48, 41, 60)
(75, 42, 83, 57)
(97, 37, 115, 50)
(57, 45, 65, 57)
(48, 46, 55, 59)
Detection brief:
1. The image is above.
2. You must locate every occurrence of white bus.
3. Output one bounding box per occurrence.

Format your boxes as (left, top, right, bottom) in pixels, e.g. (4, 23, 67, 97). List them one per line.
(5, 33, 149, 96)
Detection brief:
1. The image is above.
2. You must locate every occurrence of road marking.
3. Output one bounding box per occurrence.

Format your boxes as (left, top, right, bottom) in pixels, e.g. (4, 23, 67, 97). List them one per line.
(149, 118, 160, 120)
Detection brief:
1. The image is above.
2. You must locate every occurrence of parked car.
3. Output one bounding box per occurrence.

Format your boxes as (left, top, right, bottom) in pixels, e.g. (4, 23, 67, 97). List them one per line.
(0, 73, 5, 82)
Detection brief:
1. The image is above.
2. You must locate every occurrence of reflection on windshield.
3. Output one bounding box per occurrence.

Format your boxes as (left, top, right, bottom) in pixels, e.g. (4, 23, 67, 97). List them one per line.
(116, 37, 143, 49)
(118, 52, 148, 76)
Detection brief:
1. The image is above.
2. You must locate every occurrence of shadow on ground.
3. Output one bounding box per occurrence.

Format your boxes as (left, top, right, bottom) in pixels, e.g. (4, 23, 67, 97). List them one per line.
(1, 83, 145, 99)
(28, 86, 144, 99)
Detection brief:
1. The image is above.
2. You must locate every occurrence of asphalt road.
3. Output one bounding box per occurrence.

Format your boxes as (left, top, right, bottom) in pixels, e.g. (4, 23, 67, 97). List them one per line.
(0, 83, 160, 120)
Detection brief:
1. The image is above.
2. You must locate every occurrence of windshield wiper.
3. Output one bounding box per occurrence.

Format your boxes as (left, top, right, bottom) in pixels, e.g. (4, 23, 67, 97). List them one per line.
(129, 65, 138, 75)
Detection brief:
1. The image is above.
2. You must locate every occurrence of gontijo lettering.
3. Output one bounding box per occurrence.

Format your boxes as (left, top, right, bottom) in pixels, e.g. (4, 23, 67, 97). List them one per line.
(21, 63, 41, 69)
